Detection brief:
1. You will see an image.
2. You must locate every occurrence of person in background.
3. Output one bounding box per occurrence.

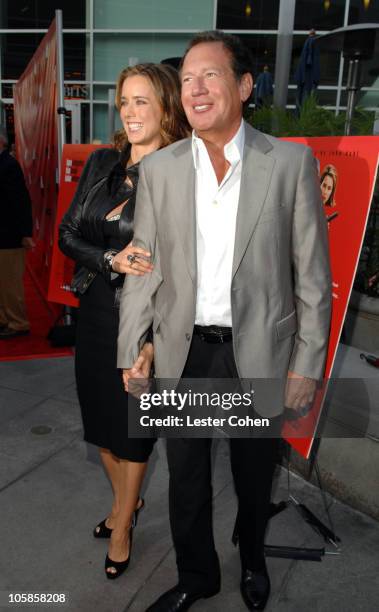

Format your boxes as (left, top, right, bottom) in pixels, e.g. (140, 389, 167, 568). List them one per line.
(255, 65, 273, 108)
(59, 63, 189, 580)
(0, 126, 34, 340)
(295, 29, 320, 110)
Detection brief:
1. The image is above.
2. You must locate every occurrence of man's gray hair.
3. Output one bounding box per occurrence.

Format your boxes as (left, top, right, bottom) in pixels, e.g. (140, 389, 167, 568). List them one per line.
(0, 125, 9, 146)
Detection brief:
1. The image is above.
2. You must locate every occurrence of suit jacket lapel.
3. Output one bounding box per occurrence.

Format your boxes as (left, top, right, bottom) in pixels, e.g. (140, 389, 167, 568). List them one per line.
(171, 140, 197, 284)
(232, 125, 275, 278)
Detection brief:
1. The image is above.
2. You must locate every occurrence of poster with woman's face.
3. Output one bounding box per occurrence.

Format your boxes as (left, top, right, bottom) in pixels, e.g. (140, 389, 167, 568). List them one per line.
(320, 164, 338, 207)
(281, 136, 378, 459)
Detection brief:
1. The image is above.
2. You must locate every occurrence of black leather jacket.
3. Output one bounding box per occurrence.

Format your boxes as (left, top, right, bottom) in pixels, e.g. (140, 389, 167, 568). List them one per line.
(58, 146, 138, 292)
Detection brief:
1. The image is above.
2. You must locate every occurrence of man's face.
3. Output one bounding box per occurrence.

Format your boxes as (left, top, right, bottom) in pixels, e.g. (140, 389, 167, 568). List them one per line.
(180, 41, 252, 140)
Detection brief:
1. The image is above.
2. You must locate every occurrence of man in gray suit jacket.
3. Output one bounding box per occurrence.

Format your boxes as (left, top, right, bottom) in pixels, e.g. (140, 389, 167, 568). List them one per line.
(118, 31, 331, 612)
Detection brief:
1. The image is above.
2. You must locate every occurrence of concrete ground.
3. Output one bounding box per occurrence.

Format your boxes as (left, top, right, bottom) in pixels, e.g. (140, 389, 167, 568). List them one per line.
(0, 355, 379, 612)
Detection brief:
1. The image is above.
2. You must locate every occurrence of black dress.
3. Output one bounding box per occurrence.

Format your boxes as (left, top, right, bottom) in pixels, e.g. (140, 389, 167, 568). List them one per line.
(59, 147, 155, 462)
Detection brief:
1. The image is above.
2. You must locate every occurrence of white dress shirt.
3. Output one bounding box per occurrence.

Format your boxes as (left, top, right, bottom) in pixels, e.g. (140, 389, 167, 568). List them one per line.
(192, 120, 245, 327)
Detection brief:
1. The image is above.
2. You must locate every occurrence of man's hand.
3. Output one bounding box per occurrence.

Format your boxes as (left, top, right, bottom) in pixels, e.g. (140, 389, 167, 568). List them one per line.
(122, 342, 154, 394)
(284, 370, 317, 417)
(21, 237, 35, 249)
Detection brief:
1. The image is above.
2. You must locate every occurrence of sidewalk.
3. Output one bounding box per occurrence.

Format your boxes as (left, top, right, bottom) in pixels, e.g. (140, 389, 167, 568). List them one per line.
(0, 356, 378, 612)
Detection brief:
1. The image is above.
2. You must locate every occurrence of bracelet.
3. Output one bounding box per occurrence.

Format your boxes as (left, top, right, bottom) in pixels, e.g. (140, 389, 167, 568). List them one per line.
(103, 250, 117, 273)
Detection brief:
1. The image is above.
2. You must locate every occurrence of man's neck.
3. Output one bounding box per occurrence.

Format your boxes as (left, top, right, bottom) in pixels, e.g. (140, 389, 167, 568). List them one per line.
(196, 118, 243, 156)
(196, 119, 243, 185)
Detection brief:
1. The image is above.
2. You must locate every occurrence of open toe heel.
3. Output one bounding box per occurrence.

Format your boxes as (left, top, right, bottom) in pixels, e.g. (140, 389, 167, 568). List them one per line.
(104, 529, 133, 580)
(93, 518, 113, 539)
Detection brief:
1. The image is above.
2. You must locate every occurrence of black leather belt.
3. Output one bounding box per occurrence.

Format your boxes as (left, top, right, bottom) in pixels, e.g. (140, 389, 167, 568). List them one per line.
(193, 325, 233, 343)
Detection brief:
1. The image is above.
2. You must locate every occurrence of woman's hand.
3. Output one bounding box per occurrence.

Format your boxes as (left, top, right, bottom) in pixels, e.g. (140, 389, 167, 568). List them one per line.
(112, 242, 154, 276)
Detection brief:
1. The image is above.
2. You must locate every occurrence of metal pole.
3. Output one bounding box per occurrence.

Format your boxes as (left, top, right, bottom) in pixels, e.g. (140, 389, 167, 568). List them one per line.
(55, 9, 65, 180)
(273, 0, 296, 109)
(335, 0, 351, 115)
(345, 58, 361, 135)
(107, 88, 116, 143)
(55, 9, 74, 333)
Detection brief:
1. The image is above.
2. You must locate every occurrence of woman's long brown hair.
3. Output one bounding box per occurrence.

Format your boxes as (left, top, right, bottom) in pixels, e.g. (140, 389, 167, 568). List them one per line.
(113, 62, 189, 151)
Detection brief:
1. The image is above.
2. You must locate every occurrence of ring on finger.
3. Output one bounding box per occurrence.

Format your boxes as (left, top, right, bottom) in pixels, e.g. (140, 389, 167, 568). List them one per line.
(127, 253, 136, 264)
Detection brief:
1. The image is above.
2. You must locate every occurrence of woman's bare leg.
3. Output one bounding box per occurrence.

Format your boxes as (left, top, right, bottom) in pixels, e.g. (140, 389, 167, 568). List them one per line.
(106, 460, 148, 572)
(99, 448, 121, 529)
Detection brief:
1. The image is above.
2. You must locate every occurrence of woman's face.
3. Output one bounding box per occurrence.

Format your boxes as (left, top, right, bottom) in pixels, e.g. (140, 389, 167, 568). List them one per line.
(119, 75, 163, 152)
(321, 174, 334, 204)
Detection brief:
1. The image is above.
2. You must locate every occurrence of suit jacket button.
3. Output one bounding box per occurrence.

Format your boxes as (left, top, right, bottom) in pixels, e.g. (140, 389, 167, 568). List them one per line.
(185, 333, 191, 341)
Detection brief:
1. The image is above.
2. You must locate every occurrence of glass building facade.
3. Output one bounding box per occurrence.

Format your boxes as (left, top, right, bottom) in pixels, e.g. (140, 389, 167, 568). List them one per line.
(1, 0, 378, 143)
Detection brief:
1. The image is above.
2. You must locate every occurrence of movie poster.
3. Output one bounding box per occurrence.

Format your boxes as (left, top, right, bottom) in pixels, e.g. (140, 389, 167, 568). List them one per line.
(282, 136, 379, 458)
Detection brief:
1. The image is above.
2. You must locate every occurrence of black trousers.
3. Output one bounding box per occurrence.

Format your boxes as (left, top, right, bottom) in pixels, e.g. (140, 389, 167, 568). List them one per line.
(166, 334, 281, 593)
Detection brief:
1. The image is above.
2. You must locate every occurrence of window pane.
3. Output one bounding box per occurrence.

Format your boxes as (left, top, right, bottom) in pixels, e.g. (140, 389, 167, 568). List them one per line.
(2, 83, 15, 98)
(237, 34, 277, 80)
(93, 104, 108, 144)
(358, 89, 379, 109)
(1, 33, 88, 81)
(349, 0, 379, 25)
(94, 0, 213, 30)
(294, 0, 345, 31)
(1, 0, 86, 29)
(217, 0, 279, 30)
(93, 33, 192, 81)
(290, 35, 341, 86)
(93, 85, 114, 101)
(4, 103, 15, 144)
(63, 34, 89, 81)
(340, 88, 379, 109)
(1, 33, 45, 79)
(287, 88, 337, 107)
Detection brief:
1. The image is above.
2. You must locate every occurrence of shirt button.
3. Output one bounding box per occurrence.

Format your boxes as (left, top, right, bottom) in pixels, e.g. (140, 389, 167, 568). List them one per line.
(185, 333, 191, 341)
(212, 200, 218, 205)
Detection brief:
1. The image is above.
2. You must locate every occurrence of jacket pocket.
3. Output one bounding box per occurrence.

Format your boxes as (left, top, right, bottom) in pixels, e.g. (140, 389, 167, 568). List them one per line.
(71, 267, 96, 295)
(276, 310, 297, 340)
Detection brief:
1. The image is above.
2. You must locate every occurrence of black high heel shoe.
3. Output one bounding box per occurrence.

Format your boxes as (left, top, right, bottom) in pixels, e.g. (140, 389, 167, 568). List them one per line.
(105, 528, 133, 580)
(93, 518, 113, 539)
(93, 497, 145, 538)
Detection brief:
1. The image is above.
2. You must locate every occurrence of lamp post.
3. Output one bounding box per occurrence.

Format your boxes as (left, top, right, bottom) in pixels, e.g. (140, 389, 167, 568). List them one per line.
(314, 24, 379, 135)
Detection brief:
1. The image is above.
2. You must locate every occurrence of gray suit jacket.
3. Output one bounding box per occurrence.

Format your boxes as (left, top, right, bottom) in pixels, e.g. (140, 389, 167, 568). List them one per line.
(117, 123, 331, 416)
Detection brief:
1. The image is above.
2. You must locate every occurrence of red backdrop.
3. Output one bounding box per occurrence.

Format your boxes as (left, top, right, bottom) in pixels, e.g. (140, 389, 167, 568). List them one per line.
(13, 19, 59, 299)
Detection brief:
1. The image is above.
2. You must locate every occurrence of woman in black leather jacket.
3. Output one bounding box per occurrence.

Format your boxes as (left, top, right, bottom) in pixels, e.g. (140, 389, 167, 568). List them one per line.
(59, 63, 188, 579)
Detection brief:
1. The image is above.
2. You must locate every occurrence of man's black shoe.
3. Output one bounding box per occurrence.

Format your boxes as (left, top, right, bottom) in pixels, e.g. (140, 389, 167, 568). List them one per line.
(240, 566, 270, 610)
(145, 585, 220, 611)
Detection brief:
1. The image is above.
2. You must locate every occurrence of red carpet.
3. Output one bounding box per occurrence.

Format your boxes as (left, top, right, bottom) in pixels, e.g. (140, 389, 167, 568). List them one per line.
(0, 267, 73, 362)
